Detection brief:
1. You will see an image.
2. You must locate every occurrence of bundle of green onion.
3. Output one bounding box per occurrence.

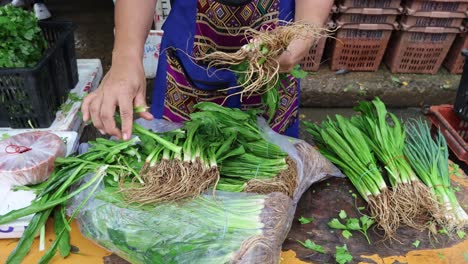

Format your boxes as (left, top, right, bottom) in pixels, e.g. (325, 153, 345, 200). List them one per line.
(125, 102, 297, 204)
(405, 120, 468, 231)
(304, 115, 399, 237)
(352, 99, 438, 230)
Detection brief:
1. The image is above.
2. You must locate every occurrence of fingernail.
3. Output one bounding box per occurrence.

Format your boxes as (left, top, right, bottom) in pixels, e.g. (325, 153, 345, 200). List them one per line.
(123, 133, 129, 140)
(99, 130, 105, 135)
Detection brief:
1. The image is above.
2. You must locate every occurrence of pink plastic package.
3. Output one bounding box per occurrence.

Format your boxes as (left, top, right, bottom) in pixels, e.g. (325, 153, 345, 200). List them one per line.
(0, 132, 66, 186)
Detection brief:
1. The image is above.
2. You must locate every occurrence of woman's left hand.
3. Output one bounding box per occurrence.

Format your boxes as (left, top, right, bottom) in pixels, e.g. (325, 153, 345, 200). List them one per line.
(277, 37, 314, 73)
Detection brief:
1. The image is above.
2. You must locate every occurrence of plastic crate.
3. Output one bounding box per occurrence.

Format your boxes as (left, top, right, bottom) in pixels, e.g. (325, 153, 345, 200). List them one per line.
(404, 0, 468, 14)
(454, 49, 468, 118)
(0, 21, 78, 128)
(330, 22, 396, 71)
(384, 24, 459, 74)
(300, 37, 327, 72)
(339, 0, 402, 9)
(401, 14, 464, 28)
(300, 20, 334, 72)
(426, 104, 468, 163)
(336, 6, 401, 24)
(444, 32, 468, 73)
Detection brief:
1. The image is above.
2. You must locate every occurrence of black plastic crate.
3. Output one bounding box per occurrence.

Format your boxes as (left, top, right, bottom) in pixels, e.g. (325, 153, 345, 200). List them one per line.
(0, 21, 78, 128)
(454, 49, 468, 120)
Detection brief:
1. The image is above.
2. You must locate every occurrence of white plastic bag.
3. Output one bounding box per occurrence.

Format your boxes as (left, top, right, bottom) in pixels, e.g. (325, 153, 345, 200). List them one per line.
(71, 118, 342, 264)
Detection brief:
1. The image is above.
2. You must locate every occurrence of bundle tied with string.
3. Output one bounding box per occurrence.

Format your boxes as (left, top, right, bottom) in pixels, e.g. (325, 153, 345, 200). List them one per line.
(0, 131, 66, 186)
(195, 22, 330, 108)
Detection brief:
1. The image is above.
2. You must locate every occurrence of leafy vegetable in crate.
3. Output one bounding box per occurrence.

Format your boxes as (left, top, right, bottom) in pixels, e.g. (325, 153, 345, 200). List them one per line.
(0, 131, 66, 186)
(0, 5, 47, 68)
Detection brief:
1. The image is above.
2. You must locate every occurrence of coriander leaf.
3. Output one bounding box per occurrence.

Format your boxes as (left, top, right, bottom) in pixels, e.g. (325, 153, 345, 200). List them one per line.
(328, 218, 347, 230)
(359, 215, 374, 231)
(298, 216, 314, 225)
(438, 252, 445, 260)
(457, 231, 466, 240)
(439, 229, 448, 235)
(297, 239, 325, 254)
(335, 244, 353, 264)
(290, 65, 308, 79)
(412, 240, 420, 248)
(345, 218, 361, 231)
(391, 76, 402, 84)
(342, 230, 352, 239)
(339, 210, 347, 219)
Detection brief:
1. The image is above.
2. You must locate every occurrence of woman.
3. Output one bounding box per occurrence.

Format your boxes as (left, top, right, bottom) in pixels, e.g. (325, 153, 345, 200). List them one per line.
(82, 0, 333, 140)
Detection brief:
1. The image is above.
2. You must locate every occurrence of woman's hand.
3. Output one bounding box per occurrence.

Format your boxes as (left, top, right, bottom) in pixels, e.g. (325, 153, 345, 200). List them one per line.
(81, 55, 153, 140)
(277, 37, 314, 73)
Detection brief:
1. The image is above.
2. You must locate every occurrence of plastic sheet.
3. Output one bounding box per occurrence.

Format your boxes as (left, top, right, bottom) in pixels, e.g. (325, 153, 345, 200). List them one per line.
(71, 118, 342, 264)
(0, 132, 66, 186)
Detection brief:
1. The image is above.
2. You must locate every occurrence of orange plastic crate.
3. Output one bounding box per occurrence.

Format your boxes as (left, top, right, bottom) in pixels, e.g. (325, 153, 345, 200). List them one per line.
(330, 22, 396, 71)
(426, 104, 468, 164)
(444, 32, 468, 74)
(384, 24, 460, 74)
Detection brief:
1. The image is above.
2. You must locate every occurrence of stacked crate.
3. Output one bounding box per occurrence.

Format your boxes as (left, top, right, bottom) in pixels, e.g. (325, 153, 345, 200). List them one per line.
(385, 0, 467, 74)
(300, 16, 334, 72)
(329, 0, 402, 72)
(444, 19, 468, 74)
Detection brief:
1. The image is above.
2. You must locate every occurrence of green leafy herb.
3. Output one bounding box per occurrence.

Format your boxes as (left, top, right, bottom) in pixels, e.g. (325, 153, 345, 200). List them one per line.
(342, 230, 352, 239)
(328, 218, 347, 230)
(1, 133, 10, 140)
(412, 240, 420, 248)
(457, 231, 466, 240)
(298, 216, 314, 225)
(339, 210, 347, 220)
(391, 76, 401, 84)
(328, 214, 374, 244)
(464, 252, 468, 262)
(335, 244, 353, 264)
(439, 229, 448, 235)
(290, 65, 308, 79)
(438, 252, 445, 260)
(0, 5, 47, 68)
(346, 218, 361, 230)
(297, 239, 325, 254)
(357, 206, 366, 211)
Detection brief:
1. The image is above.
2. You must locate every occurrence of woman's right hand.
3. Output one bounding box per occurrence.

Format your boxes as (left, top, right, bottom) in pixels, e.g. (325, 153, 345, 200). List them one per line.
(81, 54, 154, 141)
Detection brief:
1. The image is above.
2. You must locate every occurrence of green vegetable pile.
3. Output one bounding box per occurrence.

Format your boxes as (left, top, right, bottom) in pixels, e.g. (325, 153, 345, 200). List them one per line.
(304, 97, 468, 239)
(0, 102, 304, 263)
(0, 5, 47, 68)
(126, 102, 297, 205)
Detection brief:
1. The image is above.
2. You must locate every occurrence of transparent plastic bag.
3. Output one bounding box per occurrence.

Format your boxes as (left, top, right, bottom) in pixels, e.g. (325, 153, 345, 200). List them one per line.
(71, 118, 342, 264)
(0, 132, 66, 186)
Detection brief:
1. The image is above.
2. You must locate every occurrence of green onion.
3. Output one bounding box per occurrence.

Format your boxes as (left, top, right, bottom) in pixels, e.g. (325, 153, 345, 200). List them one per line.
(304, 115, 398, 238)
(405, 120, 468, 231)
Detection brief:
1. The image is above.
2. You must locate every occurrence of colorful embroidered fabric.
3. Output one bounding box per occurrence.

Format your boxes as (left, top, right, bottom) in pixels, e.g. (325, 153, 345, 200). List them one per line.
(151, 0, 299, 137)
